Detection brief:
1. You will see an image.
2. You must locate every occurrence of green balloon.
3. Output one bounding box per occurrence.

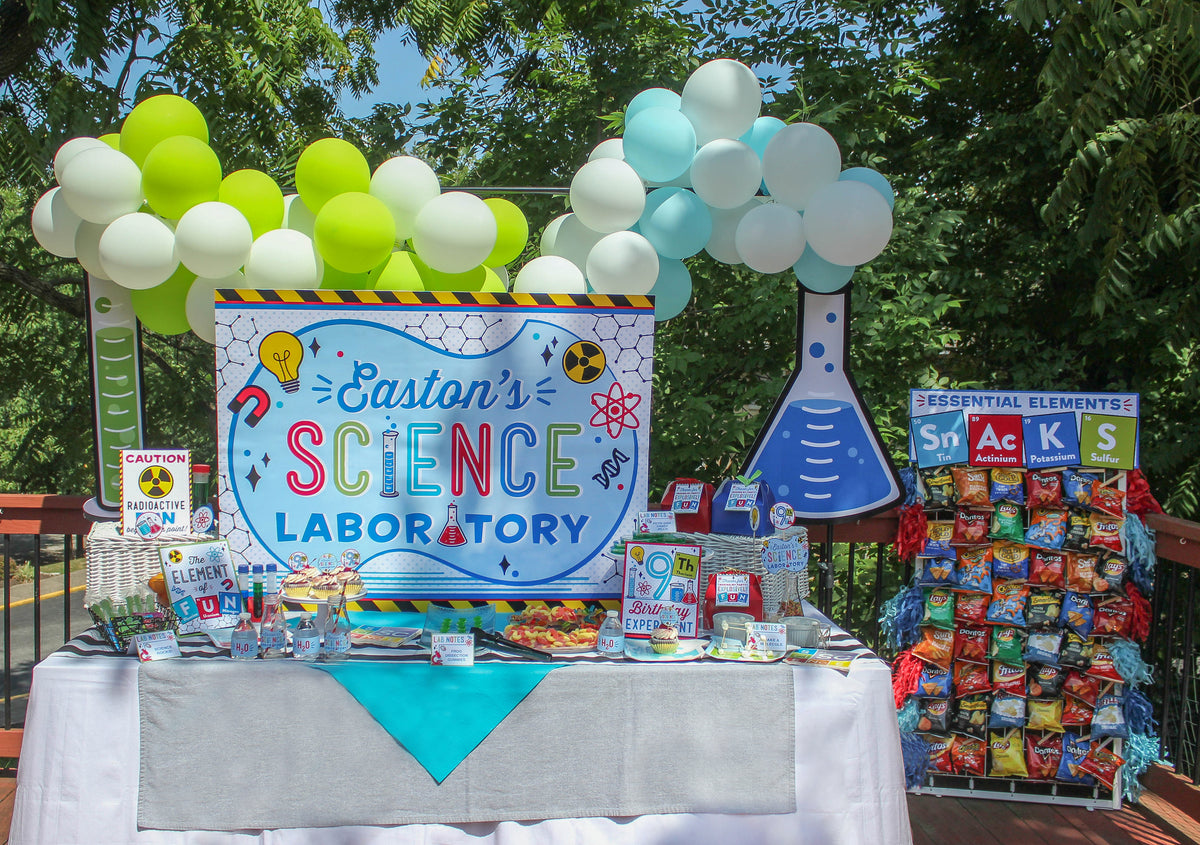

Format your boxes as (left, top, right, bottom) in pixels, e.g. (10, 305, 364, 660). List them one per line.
(313, 191, 396, 274)
(320, 263, 372, 290)
(372, 251, 427, 291)
(483, 198, 529, 266)
(295, 138, 370, 212)
(99, 133, 120, 150)
(121, 94, 208, 167)
(481, 266, 508, 292)
(131, 265, 196, 335)
(219, 170, 284, 238)
(140, 135, 222, 220)
(423, 263, 486, 292)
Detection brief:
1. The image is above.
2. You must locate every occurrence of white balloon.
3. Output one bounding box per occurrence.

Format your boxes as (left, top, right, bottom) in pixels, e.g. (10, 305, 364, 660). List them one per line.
(53, 137, 108, 184)
(98, 213, 179, 289)
(74, 221, 111, 279)
(762, 123, 841, 211)
(705, 199, 761, 264)
(31, 188, 83, 258)
(569, 159, 646, 234)
(586, 231, 660, 295)
(186, 271, 244, 344)
(513, 255, 586, 294)
(282, 194, 316, 238)
(681, 59, 762, 145)
(588, 139, 625, 162)
(734, 203, 806, 274)
(690, 139, 762, 209)
(412, 192, 497, 274)
(490, 264, 510, 285)
(245, 229, 324, 289)
(804, 180, 894, 266)
(370, 156, 441, 241)
(540, 214, 570, 255)
(175, 202, 253, 278)
(58, 147, 144, 224)
(546, 213, 606, 275)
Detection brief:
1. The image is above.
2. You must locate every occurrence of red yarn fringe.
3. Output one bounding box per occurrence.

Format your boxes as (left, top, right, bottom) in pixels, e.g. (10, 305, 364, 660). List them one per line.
(896, 504, 927, 563)
(1126, 583, 1152, 643)
(1126, 469, 1164, 516)
(892, 648, 923, 709)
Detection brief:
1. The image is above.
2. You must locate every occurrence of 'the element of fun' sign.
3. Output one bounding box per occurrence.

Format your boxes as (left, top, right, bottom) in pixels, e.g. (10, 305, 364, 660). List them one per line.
(215, 290, 653, 600)
(158, 539, 241, 635)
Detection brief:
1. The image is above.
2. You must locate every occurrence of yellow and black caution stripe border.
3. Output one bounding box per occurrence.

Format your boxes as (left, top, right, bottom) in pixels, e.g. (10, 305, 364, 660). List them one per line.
(282, 598, 621, 613)
(216, 289, 653, 310)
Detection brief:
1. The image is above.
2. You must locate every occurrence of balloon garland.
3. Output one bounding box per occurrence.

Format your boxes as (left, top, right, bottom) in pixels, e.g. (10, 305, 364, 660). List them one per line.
(31, 60, 897, 339)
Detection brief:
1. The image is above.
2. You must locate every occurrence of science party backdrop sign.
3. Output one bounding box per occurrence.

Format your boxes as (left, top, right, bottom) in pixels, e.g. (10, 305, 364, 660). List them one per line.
(215, 289, 652, 600)
(908, 390, 1140, 470)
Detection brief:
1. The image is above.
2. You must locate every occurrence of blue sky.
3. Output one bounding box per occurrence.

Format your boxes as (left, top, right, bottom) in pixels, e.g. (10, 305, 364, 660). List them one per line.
(339, 29, 439, 118)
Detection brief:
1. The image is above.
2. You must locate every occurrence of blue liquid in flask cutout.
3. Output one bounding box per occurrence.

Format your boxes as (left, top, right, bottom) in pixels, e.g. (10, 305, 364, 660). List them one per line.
(746, 291, 901, 521)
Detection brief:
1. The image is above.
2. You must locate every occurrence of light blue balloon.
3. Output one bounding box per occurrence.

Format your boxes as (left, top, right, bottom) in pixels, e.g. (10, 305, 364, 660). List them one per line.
(739, 116, 786, 158)
(625, 87, 682, 126)
(649, 257, 692, 321)
(639, 188, 712, 260)
(792, 245, 855, 293)
(623, 107, 697, 183)
(838, 167, 895, 210)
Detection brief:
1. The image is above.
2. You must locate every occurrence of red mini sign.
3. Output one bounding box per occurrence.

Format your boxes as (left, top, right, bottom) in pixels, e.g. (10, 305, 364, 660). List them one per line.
(968, 414, 1024, 466)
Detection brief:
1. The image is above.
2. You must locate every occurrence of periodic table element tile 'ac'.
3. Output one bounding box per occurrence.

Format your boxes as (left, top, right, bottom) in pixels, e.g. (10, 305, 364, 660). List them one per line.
(1022, 412, 1081, 469)
(968, 414, 1024, 467)
(1079, 413, 1138, 470)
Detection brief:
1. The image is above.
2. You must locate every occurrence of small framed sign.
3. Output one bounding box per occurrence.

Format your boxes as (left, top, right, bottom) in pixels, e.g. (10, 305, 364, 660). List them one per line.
(133, 630, 181, 662)
(621, 542, 701, 637)
(158, 539, 241, 635)
(120, 449, 192, 538)
(431, 633, 475, 666)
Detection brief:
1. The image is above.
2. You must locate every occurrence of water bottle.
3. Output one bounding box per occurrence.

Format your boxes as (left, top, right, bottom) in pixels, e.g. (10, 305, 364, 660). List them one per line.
(322, 595, 352, 662)
(259, 595, 288, 658)
(597, 610, 625, 659)
(230, 612, 258, 660)
(293, 612, 320, 661)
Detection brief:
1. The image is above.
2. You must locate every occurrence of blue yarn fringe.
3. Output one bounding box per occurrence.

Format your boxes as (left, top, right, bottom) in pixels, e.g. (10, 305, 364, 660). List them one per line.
(1125, 688, 1158, 735)
(1126, 514, 1157, 595)
(1110, 639, 1154, 687)
(1121, 732, 1164, 803)
(900, 466, 921, 507)
(898, 697, 921, 733)
(900, 732, 929, 789)
(881, 584, 924, 651)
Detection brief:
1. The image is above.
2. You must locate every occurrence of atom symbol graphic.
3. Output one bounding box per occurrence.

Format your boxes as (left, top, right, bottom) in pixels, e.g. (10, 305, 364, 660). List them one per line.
(637, 581, 652, 597)
(589, 381, 642, 439)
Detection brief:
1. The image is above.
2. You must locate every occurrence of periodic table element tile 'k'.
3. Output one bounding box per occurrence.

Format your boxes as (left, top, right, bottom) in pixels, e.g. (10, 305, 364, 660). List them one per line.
(1022, 412, 1081, 469)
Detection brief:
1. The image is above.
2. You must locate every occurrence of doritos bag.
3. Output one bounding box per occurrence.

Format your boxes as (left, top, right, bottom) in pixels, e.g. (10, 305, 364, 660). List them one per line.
(660, 478, 714, 533)
(710, 478, 776, 536)
(703, 569, 763, 629)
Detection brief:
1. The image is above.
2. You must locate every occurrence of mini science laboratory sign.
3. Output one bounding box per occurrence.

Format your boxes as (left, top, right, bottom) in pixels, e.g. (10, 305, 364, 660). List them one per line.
(215, 290, 653, 600)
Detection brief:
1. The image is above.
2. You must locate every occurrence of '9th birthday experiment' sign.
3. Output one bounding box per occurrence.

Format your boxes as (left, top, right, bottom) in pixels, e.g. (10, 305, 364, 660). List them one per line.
(215, 290, 653, 600)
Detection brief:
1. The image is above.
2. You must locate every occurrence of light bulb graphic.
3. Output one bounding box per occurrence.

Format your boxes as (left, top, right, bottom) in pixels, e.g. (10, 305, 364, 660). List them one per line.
(257, 331, 304, 394)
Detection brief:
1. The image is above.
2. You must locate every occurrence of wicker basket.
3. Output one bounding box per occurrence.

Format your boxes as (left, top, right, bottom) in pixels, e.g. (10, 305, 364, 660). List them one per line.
(87, 605, 178, 653)
(84, 520, 210, 605)
(675, 526, 810, 618)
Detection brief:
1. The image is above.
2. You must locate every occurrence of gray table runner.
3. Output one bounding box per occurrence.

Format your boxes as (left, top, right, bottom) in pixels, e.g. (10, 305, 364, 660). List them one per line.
(138, 659, 796, 830)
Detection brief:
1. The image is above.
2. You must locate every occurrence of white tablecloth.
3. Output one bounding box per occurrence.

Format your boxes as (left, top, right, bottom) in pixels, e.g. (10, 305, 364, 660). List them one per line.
(11, 642, 911, 844)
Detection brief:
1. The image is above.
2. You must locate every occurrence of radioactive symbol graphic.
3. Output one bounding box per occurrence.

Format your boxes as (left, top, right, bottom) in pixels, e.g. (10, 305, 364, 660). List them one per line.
(139, 465, 174, 498)
(562, 341, 606, 384)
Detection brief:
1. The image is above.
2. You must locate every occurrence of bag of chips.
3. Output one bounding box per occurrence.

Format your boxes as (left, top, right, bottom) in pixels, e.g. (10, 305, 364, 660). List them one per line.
(951, 735, 987, 776)
(992, 661, 1027, 697)
(918, 664, 952, 698)
(913, 626, 955, 668)
(924, 733, 954, 772)
(1078, 744, 1124, 790)
(1058, 592, 1095, 637)
(953, 467, 991, 508)
(920, 466, 957, 511)
(1063, 670, 1100, 705)
(1025, 508, 1069, 550)
(954, 624, 989, 663)
(1027, 471, 1064, 508)
(1062, 509, 1092, 552)
(1093, 596, 1132, 638)
(989, 693, 1027, 729)
(953, 660, 992, 697)
(1061, 697, 1094, 727)
(955, 546, 993, 594)
(1064, 471, 1099, 509)
(988, 502, 1025, 543)
(1087, 643, 1124, 683)
(921, 521, 957, 559)
(1027, 663, 1066, 699)
(922, 588, 956, 629)
(1026, 731, 1063, 780)
(1091, 485, 1125, 518)
(954, 592, 990, 625)
(1024, 629, 1063, 665)
(989, 729, 1029, 777)
(992, 541, 1030, 581)
(1029, 549, 1067, 590)
(951, 509, 991, 545)
(951, 695, 989, 739)
(1058, 632, 1094, 671)
(987, 580, 1028, 627)
(989, 626, 1024, 666)
(918, 699, 952, 733)
(1026, 591, 1063, 629)
(1089, 513, 1125, 554)
(1093, 555, 1128, 595)
(1056, 732, 1095, 785)
(919, 558, 958, 588)
(1066, 553, 1099, 594)
(1027, 699, 1065, 732)
(1092, 692, 1128, 739)
(989, 468, 1026, 506)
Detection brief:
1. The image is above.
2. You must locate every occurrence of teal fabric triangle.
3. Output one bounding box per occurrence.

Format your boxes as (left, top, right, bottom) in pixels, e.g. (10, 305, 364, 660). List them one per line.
(311, 662, 559, 783)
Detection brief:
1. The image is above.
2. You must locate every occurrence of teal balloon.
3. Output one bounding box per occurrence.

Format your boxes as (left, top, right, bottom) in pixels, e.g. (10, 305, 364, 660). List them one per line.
(792, 245, 855, 293)
(740, 116, 786, 158)
(625, 87, 681, 126)
(638, 187, 712, 259)
(838, 167, 895, 210)
(649, 257, 692, 321)
(623, 107, 697, 183)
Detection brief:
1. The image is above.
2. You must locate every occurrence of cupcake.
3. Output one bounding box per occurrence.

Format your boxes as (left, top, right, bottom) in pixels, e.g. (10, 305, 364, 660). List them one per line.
(650, 624, 679, 654)
(309, 572, 340, 599)
(335, 566, 364, 597)
(282, 571, 311, 599)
